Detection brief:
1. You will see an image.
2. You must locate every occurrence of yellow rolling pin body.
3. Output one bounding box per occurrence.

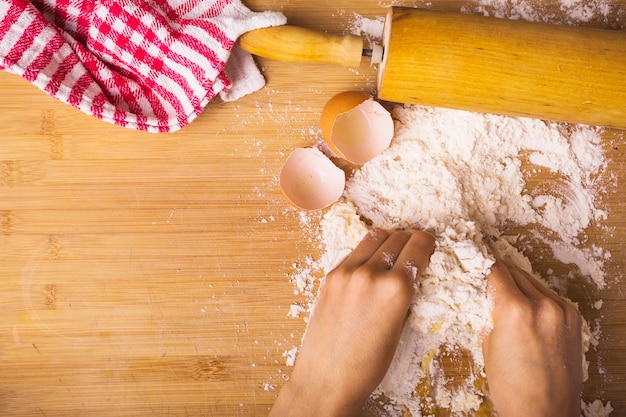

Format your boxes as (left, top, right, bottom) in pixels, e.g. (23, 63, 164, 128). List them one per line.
(377, 8, 626, 129)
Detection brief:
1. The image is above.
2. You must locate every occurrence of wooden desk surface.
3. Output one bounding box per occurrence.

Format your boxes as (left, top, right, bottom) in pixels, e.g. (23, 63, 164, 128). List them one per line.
(2, 1, 625, 416)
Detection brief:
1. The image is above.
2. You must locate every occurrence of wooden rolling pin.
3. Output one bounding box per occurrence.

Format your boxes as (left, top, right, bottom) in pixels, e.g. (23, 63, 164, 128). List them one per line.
(240, 7, 626, 130)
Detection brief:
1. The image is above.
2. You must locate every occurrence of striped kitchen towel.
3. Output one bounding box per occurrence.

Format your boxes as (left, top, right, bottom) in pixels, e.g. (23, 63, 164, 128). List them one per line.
(0, 0, 286, 132)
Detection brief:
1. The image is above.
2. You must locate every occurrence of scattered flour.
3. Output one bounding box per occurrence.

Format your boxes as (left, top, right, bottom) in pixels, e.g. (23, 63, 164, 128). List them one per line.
(345, 107, 610, 290)
(378, 0, 620, 26)
(282, 346, 299, 367)
(582, 399, 614, 417)
(462, 0, 619, 25)
(310, 103, 612, 415)
(347, 12, 385, 44)
(281, 2, 621, 416)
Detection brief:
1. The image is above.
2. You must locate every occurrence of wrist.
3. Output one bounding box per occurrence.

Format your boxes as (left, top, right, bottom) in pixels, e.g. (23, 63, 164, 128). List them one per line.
(269, 376, 360, 417)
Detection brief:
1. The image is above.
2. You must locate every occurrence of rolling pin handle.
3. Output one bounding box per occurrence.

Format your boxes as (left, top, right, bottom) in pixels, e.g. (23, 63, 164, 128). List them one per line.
(239, 25, 364, 67)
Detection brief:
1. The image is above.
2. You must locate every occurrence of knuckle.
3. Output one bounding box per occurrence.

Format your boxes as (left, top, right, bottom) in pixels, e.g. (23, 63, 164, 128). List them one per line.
(536, 298, 566, 322)
(501, 296, 534, 324)
(381, 270, 415, 299)
(386, 268, 412, 288)
(353, 263, 378, 279)
(499, 295, 584, 332)
(536, 298, 583, 328)
(324, 266, 352, 286)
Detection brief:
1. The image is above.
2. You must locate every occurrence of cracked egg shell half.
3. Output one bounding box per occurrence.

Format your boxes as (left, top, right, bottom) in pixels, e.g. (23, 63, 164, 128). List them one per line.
(321, 91, 394, 165)
(279, 147, 345, 211)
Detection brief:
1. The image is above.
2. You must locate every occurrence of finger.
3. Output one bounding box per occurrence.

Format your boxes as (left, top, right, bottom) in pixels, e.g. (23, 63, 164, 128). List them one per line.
(393, 230, 436, 286)
(485, 259, 525, 308)
(505, 264, 545, 300)
(508, 265, 576, 314)
(363, 230, 414, 273)
(340, 228, 391, 270)
(483, 260, 523, 347)
(503, 258, 562, 303)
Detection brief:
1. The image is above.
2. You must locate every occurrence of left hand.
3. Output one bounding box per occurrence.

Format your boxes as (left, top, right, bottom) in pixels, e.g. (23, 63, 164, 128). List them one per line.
(269, 228, 436, 417)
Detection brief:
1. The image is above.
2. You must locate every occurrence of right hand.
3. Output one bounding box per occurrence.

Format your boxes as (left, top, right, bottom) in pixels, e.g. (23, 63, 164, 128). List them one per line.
(482, 258, 584, 417)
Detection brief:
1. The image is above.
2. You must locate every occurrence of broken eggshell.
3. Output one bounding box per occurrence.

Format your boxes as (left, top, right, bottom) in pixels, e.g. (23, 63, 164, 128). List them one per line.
(279, 147, 345, 211)
(321, 91, 394, 165)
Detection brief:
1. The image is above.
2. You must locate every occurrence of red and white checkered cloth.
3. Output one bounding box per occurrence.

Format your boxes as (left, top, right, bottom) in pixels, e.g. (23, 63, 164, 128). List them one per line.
(0, 0, 285, 132)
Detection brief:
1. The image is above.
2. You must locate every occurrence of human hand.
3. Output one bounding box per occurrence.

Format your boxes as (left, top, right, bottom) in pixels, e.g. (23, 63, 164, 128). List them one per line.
(269, 228, 436, 417)
(482, 257, 584, 417)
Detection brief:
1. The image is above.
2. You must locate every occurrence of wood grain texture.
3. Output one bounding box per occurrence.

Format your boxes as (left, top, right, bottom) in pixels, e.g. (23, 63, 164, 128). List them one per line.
(1, 1, 626, 416)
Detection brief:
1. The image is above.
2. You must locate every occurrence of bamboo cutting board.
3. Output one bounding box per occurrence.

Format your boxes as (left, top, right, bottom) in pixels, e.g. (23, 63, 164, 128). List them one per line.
(2, 1, 626, 416)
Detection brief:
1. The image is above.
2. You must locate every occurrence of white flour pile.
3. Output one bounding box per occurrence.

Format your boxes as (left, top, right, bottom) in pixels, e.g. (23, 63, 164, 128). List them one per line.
(280, 3, 621, 416)
(309, 106, 613, 416)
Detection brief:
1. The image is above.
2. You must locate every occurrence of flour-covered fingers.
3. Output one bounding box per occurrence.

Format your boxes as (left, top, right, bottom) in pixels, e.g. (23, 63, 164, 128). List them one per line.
(363, 230, 415, 273)
(506, 265, 545, 300)
(485, 259, 525, 307)
(392, 230, 436, 287)
(502, 257, 566, 304)
(338, 228, 392, 271)
(338, 229, 435, 287)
